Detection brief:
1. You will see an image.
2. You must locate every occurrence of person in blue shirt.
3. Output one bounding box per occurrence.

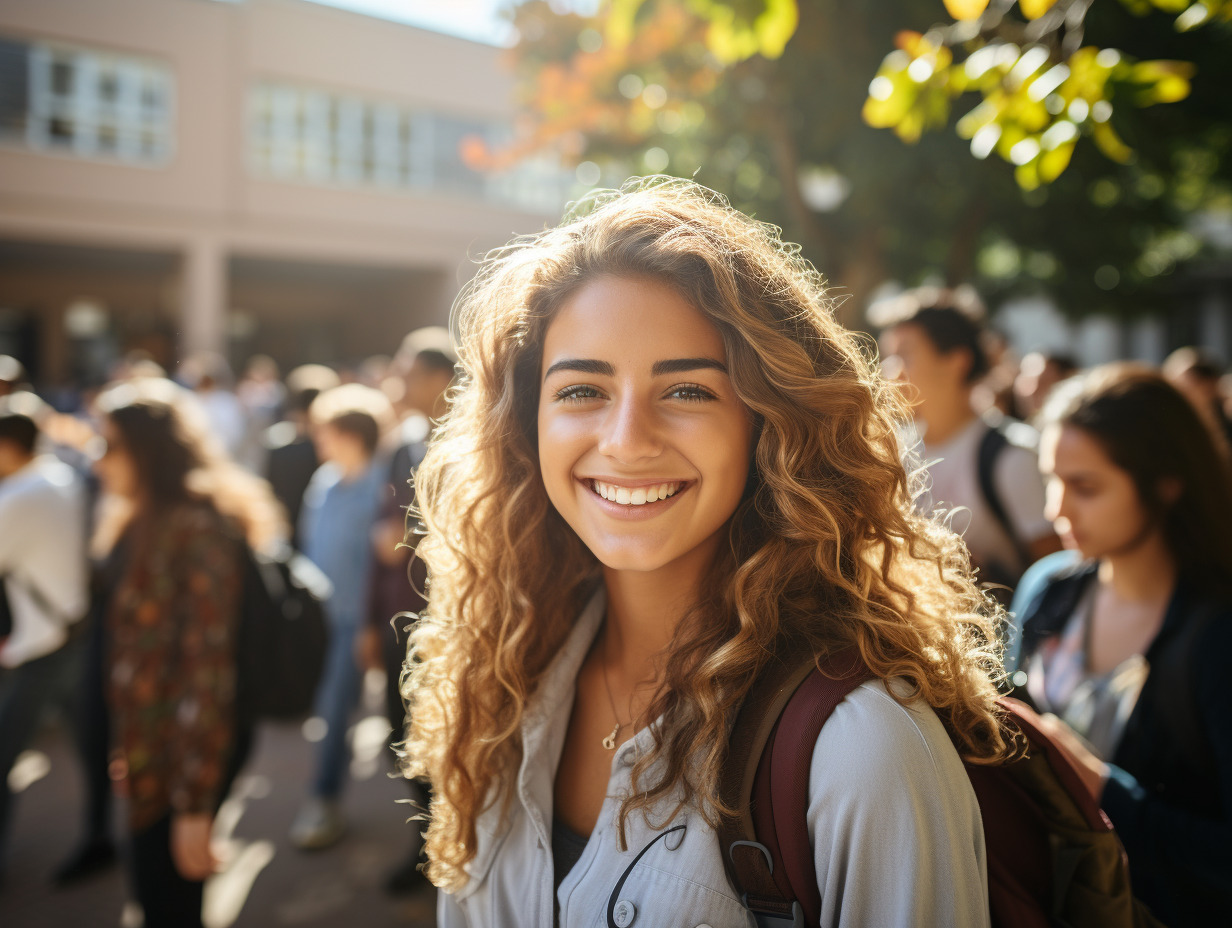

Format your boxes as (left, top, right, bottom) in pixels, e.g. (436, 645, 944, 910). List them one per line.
(290, 383, 393, 850)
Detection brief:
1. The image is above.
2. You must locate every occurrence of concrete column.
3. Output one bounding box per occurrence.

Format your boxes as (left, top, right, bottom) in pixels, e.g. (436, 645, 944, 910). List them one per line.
(180, 237, 226, 359)
(1200, 291, 1230, 362)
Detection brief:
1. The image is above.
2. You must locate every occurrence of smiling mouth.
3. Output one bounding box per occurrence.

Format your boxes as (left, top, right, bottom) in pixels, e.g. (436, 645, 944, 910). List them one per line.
(587, 479, 686, 507)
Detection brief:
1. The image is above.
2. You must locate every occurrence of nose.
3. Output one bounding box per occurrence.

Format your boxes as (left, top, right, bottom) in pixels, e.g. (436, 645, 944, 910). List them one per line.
(596, 392, 663, 464)
(1044, 476, 1068, 528)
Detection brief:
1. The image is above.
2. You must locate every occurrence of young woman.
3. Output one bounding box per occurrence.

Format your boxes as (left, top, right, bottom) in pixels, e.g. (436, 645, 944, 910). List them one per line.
(93, 377, 282, 928)
(1014, 364, 1232, 927)
(403, 181, 1014, 927)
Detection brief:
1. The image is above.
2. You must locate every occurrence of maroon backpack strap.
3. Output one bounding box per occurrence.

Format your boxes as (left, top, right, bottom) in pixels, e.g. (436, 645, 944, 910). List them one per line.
(719, 650, 873, 927)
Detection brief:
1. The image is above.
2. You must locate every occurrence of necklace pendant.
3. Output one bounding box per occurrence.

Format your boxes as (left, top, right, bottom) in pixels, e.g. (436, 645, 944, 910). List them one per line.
(602, 723, 620, 751)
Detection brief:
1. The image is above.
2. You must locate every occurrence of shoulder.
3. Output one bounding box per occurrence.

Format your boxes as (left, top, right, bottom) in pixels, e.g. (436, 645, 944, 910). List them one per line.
(809, 679, 972, 807)
(805, 679, 989, 925)
(304, 462, 342, 496)
(163, 503, 242, 552)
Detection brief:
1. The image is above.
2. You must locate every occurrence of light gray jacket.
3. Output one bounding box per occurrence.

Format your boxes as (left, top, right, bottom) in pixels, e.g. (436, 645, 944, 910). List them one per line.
(438, 591, 991, 928)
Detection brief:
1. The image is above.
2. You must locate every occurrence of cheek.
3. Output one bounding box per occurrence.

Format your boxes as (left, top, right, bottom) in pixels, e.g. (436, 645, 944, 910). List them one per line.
(536, 411, 586, 497)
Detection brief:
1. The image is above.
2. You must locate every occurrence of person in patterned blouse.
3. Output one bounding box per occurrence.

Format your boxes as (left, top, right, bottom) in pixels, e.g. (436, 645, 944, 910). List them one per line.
(92, 378, 284, 928)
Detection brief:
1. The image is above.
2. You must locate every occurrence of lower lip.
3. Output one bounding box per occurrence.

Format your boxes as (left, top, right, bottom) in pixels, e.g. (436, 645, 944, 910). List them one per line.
(580, 480, 691, 521)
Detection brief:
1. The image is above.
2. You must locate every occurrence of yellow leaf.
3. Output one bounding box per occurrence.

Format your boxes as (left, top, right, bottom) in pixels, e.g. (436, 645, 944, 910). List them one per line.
(1019, 0, 1059, 18)
(944, 0, 990, 20)
(1093, 122, 1134, 164)
(1038, 139, 1075, 182)
(1015, 160, 1042, 190)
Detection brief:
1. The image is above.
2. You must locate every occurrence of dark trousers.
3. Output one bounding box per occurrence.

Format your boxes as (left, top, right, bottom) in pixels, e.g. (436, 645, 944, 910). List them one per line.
(0, 636, 85, 863)
(73, 610, 113, 849)
(125, 723, 254, 928)
(383, 625, 429, 856)
(129, 813, 206, 928)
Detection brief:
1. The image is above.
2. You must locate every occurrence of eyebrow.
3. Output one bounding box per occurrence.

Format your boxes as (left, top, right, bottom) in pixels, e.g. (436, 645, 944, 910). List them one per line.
(651, 357, 728, 376)
(542, 356, 728, 382)
(542, 358, 615, 381)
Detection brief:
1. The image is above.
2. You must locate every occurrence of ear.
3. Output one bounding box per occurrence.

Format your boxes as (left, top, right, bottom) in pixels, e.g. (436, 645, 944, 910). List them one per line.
(943, 345, 975, 384)
(1157, 476, 1183, 506)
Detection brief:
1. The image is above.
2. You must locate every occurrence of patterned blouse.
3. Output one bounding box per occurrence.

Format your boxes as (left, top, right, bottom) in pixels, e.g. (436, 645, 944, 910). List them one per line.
(107, 502, 243, 832)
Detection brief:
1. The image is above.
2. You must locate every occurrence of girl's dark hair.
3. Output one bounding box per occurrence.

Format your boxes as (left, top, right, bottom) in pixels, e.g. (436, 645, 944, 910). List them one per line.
(1046, 363, 1232, 594)
(97, 378, 285, 550)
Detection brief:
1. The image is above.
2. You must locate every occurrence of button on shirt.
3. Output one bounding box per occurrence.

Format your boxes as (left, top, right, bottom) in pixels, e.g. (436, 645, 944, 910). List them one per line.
(0, 456, 88, 667)
(437, 591, 991, 928)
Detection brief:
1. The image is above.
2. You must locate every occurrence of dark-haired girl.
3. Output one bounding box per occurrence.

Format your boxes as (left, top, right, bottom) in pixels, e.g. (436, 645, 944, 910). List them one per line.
(93, 377, 283, 928)
(1014, 363, 1232, 927)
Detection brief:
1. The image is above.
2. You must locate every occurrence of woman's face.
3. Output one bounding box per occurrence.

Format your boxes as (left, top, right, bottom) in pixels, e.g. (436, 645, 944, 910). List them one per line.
(1039, 423, 1155, 560)
(537, 274, 755, 576)
(94, 421, 139, 500)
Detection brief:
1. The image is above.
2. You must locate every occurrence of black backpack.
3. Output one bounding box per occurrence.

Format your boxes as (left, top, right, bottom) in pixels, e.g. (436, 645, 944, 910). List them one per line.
(234, 543, 331, 723)
(975, 414, 1041, 599)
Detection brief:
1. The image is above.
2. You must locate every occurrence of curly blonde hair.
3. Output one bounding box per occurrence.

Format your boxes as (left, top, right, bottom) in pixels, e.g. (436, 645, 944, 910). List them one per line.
(402, 178, 1014, 889)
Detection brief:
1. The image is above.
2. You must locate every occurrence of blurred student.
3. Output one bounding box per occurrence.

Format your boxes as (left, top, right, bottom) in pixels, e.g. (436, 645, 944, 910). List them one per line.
(0, 356, 28, 398)
(0, 394, 89, 878)
(178, 352, 246, 459)
(1163, 346, 1232, 447)
(235, 354, 285, 473)
(264, 364, 341, 547)
(1014, 351, 1078, 425)
(290, 384, 392, 850)
(92, 378, 282, 928)
(1013, 365, 1232, 927)
(360, 327, 455, 892)
(876, 287, 1061, 592)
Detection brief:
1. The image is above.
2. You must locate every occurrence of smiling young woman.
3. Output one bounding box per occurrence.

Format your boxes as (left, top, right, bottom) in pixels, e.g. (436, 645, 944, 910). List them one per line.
(401, 180, 1014, 927)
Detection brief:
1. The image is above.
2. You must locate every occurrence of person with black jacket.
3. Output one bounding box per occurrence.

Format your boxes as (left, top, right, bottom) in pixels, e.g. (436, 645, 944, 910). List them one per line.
(1014, 363, 1232, 927)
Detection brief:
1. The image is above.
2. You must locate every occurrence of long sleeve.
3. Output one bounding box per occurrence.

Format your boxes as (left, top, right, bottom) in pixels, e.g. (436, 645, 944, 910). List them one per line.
(1099, 618, 1232, 917)
(437, 889, 469, 928)
(164, 512, 243, 816)
(807, 680, 991, 928)
(107, 504, 243, 830)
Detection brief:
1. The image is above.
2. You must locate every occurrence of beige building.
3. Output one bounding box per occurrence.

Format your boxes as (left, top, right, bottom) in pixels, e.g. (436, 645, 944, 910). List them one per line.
(0, 0, 570, 388)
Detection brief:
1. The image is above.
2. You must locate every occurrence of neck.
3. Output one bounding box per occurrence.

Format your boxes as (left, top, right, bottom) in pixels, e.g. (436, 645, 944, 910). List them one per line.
(916, 391, 977, 446)
(336, 453, 371, 481)
(1099, 529, 1177, 604)
(600, 538, 720, 684)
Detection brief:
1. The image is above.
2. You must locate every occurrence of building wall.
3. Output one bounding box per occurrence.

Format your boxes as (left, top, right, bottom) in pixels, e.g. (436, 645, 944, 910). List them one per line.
(0, 0, 568, 388)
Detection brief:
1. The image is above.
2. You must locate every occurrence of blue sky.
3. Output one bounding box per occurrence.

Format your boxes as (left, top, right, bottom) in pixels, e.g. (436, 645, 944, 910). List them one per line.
(304, 0, 596, 46)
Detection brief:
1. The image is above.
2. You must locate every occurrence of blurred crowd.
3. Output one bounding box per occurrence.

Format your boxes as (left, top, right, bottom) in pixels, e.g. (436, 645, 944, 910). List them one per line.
(2, 287, 1232, 926)
(0, 328, 455, 926)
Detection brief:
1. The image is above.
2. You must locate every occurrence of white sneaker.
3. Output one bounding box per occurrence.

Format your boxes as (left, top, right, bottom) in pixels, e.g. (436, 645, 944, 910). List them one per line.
(289, 797, 346, 850)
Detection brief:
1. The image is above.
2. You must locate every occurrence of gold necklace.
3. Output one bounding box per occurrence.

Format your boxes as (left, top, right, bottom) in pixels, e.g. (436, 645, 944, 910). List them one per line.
(599, 634, 629, 751)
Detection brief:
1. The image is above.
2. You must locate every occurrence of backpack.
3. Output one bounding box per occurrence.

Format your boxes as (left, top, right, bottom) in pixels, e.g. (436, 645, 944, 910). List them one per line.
(717, 652, 1165, 928)
(234, 543, 332, 723)
(975, 414, 1039, 597)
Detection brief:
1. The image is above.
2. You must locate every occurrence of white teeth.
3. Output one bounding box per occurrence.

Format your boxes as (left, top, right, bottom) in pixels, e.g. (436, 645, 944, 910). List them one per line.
(592, 480, 682, 505)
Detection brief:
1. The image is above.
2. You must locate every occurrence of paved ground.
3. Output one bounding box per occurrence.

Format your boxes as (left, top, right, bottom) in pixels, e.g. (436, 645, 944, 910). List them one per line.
(2, 693, 437, 928)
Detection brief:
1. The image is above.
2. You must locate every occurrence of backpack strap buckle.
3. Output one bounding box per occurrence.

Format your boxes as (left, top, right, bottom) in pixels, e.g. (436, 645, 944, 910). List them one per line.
(745, 899, 805, 928)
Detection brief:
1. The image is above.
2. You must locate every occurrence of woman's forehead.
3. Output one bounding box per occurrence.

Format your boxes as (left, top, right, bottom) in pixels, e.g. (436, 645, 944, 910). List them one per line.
(540, 275, 726, 373)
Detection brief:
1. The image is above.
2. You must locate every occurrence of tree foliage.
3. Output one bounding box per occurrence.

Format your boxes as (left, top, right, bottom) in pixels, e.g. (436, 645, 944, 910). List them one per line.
(865, 0, 1232, 190)
(494, 1, 1232, 323)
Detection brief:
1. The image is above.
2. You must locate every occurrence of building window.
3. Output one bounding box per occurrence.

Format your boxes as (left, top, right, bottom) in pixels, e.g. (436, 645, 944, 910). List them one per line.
(0, 35, 173, 165)
(247, 80, 569, 210)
